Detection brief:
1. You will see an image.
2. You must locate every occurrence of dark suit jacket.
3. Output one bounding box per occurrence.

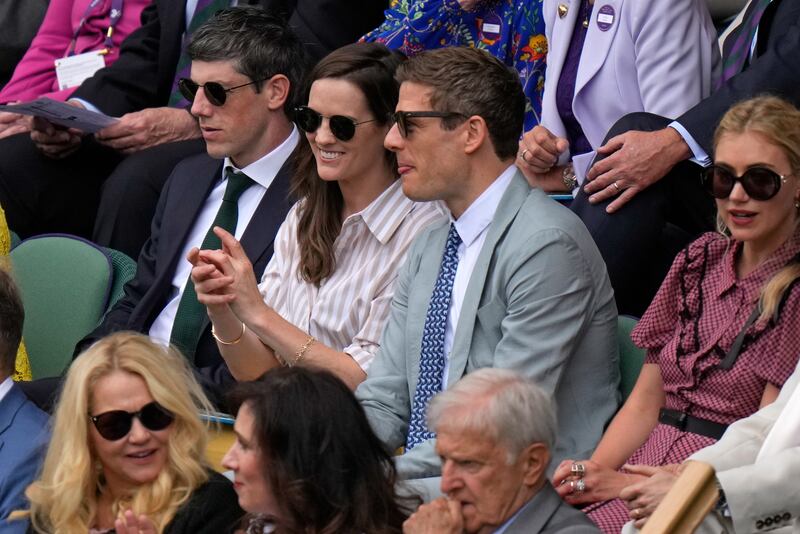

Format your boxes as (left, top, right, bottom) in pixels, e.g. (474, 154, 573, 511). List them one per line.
(71, 0, 388, 115)
(503, 483, 600, 534)
(0, 383, 49, 533)
(680, 0, 800, 152)
(78, 151, 295, 405)
(260, 0, 387, 61)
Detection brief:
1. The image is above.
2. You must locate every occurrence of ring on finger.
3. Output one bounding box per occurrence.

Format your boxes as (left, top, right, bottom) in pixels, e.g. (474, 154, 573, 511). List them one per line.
(519, 149, 529, 162)
(631, 508, 641, 519)
(575, 478, 586, 493)
(571, 462, 586, 476)
(613, 181, 621, 192)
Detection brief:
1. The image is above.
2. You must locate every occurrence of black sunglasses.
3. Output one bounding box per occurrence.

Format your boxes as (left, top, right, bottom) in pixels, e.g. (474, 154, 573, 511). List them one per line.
(390, 111, 468, 138)
(293, 106, 376, 141)
(178, 77, 268, 106)
(90, 401, 175, 441)
(701, 165, 789, 201)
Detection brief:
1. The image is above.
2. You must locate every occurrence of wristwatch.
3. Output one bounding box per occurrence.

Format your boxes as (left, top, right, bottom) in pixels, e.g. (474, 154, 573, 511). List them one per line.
(562, 163, 577, 190)
(714, 478, 731, 518)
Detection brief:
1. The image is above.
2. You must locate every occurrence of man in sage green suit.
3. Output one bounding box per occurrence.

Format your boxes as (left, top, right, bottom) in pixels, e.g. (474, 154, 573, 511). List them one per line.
(355, 47, 620, 494)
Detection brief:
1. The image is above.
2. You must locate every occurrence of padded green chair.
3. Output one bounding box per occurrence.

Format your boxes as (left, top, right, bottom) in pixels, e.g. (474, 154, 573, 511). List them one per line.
(10, 235, 112, 378)
(9, 230, 20, 250)
(617, 315, 646, 401)
(103, 247, 137, 311)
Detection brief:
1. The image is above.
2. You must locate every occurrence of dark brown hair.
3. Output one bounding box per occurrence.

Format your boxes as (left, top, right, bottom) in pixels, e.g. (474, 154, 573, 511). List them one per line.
(229, 367, 411, 533)
(291, 43, 405, 285)
(395, 46, 525, 160)
(0, 268, 23, 376)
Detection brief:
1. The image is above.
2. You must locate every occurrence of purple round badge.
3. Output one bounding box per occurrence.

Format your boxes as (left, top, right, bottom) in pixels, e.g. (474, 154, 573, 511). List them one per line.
(596, 4, 615, 31)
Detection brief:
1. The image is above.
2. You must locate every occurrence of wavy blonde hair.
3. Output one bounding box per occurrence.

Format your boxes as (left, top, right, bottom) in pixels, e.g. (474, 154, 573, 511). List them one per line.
(27, 332, 213, 533)
(714, 95, 800, 322)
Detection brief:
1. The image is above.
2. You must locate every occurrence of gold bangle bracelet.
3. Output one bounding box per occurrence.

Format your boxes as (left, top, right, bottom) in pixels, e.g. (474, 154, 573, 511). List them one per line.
(290, 335, 316, 366)
(212, 322, 246, 345)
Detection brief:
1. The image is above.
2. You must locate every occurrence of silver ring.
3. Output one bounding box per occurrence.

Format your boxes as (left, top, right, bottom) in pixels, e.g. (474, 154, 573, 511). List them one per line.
(613, 181, 621, 192)
(571, 462, 586, 476)
(519, 149, 529, 162)
(575, 478, 586, 493)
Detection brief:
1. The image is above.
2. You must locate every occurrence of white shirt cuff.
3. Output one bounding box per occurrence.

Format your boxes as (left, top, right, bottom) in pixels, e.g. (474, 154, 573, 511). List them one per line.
(68, 98, 100, 113)
(669, 121, 711, 167)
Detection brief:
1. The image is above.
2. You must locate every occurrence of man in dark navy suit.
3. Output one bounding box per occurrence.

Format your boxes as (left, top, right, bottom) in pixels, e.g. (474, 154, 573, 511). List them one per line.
(77, 7, 309, 407)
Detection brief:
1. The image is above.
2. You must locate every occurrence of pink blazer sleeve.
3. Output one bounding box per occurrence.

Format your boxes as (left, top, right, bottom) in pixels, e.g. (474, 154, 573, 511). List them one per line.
(0, 0, 149, 103)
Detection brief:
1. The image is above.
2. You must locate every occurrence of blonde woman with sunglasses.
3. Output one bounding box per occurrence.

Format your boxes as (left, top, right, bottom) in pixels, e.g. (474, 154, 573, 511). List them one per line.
(25, 333, 243, 533)
(189, 43, 444, 390)
(552, 96, 800, 533)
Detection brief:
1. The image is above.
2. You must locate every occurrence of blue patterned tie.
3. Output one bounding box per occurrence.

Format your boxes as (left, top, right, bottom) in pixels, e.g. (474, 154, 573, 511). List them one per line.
(406, 224, 462, 450)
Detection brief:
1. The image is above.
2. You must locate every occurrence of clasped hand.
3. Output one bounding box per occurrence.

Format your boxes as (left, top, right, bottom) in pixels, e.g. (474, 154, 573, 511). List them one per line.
(403, 497, 463, 534)
(552, 458, 643, 505)
(188, 227, 263, 322)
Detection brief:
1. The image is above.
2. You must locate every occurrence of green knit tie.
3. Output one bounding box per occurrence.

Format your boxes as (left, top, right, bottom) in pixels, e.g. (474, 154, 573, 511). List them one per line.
(170, 167, 255, 361)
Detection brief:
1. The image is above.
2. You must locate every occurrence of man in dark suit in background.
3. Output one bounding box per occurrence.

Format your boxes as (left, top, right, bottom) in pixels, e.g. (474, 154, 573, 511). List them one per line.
(76, 7, 308, 407)
(0, 0, 386, 259)
(537, 0, 800, 316)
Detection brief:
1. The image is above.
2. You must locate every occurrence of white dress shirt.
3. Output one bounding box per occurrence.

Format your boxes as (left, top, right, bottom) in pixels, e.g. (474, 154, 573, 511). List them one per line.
(148, 127, 299, 344)
(0, 376, 12, 404)
(442, 165, 516, 388)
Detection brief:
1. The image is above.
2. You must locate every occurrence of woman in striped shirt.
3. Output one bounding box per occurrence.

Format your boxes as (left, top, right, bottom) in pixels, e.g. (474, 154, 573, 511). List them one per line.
(190, 43, 444, 390)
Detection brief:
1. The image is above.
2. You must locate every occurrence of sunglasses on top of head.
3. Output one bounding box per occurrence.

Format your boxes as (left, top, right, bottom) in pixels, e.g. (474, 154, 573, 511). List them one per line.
(89, 401, 175, 441)
(701, 165, 790, 201)
(178, 76, 269, 106)
(293, 106, 377, 142)
(389, 111, 468, 138)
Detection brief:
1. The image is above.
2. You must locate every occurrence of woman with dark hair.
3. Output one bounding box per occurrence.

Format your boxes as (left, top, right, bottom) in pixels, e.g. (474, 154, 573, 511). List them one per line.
(190, 42, 444, 390)
(223, 366, 409, 533)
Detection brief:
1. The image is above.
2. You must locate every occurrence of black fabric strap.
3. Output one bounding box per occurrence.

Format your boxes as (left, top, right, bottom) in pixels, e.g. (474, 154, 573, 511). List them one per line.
(658, 408, 728, 440)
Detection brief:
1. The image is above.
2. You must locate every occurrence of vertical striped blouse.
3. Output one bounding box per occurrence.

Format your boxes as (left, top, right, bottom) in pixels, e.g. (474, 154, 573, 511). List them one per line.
(258, 180, 446, 371)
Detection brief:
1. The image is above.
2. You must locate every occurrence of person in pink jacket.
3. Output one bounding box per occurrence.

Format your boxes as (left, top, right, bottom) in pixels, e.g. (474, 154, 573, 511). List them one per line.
(0, 0, 149, 139)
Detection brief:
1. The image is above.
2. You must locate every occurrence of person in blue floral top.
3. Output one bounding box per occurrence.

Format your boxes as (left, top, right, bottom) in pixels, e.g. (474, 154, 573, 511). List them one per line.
(362, 0, 546, 130)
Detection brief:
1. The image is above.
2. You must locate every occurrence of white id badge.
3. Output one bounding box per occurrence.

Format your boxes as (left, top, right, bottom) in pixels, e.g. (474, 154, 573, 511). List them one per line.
(55, 50, 106, 90)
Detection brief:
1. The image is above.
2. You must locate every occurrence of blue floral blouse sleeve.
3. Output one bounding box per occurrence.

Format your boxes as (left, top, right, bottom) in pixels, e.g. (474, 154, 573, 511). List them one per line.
(362, 0, 546, 130)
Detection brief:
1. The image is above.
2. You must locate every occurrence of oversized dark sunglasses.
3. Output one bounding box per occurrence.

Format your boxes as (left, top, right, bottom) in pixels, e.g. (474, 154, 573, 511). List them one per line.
(293, 106, 376, 141)
(701, 165, 788, 201)
(178, 77, 267, 106)
(90, 401, 174, 441)
(389, 111, 467, 138)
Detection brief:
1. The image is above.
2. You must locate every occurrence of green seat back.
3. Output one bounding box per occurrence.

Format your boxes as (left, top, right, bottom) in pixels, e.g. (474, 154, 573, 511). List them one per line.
(10, 236, 112, 378)
(103, 247, 137, 311)
(618, 315, 646, 401)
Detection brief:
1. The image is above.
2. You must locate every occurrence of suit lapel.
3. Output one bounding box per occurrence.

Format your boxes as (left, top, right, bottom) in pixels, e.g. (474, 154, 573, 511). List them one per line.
(408, 226, 451, 388)
(238, 158, 293, 266)
(574, 0, 623, 99)
(504, 484, 564, 534)
(162, 161, 222, 279)
(719, 0, 758, 58)
(546, 0, 581, 97)
(445, 173, 529, 385)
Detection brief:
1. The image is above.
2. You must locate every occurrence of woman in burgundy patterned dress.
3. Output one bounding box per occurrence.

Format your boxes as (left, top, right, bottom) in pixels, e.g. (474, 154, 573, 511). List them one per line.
(552, 95, 800, 533)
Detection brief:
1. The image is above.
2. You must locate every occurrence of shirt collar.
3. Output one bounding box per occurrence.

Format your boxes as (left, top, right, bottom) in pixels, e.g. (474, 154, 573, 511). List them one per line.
(345, 179, 423, 245)
(222, 126, 300, 189)
(0, 376, 12, 404)
(715, 230, 800, 298)
(492, 493, 536, 534)
(453, 165, 516, 247)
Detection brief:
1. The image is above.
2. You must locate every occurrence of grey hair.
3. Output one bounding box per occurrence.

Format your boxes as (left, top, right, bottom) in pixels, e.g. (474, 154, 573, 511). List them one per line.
(427, 368, 557, 461)
(187, 6, 310, 113)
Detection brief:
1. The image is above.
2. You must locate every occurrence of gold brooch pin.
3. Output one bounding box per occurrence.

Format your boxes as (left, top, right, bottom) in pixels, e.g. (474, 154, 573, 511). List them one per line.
(558, 3, 568, 18)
